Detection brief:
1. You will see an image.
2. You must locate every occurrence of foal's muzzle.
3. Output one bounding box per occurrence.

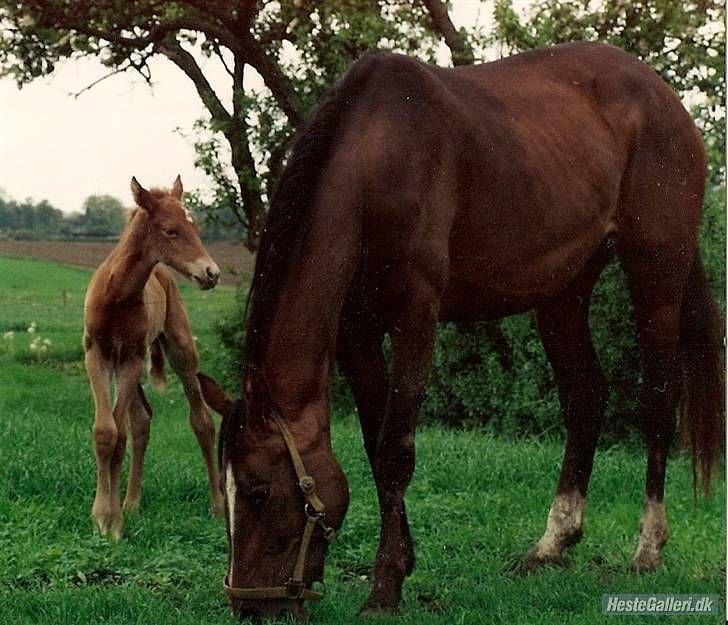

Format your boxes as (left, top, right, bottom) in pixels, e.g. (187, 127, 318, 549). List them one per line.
(190, 260, 220, 289)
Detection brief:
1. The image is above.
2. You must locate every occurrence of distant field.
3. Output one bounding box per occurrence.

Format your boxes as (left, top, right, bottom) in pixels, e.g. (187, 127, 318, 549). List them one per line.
(0, 255, 724, 625)
(0, 239, 255, 284)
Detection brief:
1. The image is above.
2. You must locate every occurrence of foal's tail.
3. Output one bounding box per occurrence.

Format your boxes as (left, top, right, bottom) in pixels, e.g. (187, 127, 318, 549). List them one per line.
(149, 337, 168, 392)
(679, 255, 724, 496)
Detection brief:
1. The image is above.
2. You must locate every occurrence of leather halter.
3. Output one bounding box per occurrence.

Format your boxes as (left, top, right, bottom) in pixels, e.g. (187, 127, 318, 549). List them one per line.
(223, 412, 336, 602)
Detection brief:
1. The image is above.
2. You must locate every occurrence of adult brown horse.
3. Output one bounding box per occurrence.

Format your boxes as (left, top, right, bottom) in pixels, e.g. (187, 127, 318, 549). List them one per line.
(199, 42, 723, 619)
(84, 176, 223, 539)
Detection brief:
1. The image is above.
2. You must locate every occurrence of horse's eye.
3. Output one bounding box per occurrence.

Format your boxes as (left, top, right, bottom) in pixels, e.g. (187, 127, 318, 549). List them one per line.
(248, 485, 270, 507)
(163, 228, 178, 237)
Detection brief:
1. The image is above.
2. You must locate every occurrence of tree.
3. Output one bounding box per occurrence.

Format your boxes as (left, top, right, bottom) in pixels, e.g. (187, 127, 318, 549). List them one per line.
(0, 0, 472, 250)
(80, 194, 126, 237)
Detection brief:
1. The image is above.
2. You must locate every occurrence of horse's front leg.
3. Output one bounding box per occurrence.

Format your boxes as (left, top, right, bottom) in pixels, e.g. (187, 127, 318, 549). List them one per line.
(361, 287, 440, 614)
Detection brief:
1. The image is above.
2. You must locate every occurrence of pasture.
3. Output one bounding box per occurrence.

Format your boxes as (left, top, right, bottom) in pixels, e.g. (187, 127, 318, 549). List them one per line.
(0, 255, 724, 624)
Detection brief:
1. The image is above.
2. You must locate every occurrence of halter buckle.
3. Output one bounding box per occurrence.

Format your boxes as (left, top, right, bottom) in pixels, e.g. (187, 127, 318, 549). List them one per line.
(299, 475, 316, 494)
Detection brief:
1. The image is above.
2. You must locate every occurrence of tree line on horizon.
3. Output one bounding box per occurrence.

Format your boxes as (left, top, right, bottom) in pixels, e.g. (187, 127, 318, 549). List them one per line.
(0, 191, 237, 241)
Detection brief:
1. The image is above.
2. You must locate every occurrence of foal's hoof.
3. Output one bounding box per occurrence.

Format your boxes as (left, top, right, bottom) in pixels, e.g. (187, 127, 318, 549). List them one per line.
(122, 498, 140, 514)
(93, 515, 123, 540)
(519, 547, 570, 574)
(629, 550, 662, 573)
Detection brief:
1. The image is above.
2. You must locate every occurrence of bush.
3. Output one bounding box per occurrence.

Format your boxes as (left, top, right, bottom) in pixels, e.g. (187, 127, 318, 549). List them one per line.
(216, 184, 725, 441)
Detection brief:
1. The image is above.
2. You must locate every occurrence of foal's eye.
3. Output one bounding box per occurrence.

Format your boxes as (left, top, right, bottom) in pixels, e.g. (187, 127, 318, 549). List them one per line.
(247, 485, 270, 507)
(163, 228, 178, 237)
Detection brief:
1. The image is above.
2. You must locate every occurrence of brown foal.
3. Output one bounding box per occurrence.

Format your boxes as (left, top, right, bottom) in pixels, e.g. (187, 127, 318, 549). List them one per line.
(84, 176, 223, 539)
(200, 43, 723, 619)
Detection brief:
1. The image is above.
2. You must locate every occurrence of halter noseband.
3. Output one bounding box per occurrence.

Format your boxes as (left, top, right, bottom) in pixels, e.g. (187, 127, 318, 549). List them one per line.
(223, 412, 336, 602)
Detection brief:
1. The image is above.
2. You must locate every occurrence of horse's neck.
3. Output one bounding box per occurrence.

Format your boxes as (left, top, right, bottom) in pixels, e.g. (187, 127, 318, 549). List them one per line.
(260, 204, 361, 418)
(104, 214, 157, 303)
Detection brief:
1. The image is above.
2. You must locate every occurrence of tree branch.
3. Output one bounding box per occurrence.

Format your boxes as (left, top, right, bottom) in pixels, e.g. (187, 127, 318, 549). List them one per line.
(421, 0, 474, 65)
(241, 34, 304, 128)
(155, 37, 231, 123)
(69, 63, 133, 98)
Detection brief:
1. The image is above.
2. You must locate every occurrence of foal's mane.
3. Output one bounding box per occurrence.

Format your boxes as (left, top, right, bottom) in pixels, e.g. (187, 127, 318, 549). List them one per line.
(243, 54, 376, 395)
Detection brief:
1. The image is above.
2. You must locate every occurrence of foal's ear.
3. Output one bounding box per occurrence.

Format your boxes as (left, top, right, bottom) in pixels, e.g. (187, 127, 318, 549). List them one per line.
(198, 372, 234, 416)
(171, 174, 183, 200)
(130, 176, 155, 213)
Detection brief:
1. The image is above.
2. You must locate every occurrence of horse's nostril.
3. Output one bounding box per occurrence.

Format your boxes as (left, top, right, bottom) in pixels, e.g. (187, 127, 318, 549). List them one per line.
(207, 266, 219, 281)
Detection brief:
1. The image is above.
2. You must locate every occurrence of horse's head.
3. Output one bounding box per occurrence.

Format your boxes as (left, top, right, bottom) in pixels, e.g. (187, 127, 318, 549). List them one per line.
(130, 175, 220, 289)
(198, 373, 349, 620)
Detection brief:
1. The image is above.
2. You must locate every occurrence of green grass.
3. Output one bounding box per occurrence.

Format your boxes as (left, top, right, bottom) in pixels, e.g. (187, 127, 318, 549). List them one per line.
(0, 255, 237, 368)
(0, 256, 724, 624)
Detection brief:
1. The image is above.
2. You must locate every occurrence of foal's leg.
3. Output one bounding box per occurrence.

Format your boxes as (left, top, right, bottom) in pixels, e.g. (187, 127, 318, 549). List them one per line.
(163, 296, 223, 517)
(123, 386, 152, 512)
(87, 347, 118, 536)
(359, 287, 440, 614)
(522, 288, 608, 571)
(336, 323, 416, 577)
(104, 357, 143, 538)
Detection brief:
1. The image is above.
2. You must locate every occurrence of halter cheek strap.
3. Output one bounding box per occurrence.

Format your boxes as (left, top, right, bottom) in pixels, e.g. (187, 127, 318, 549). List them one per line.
(223, 412, 336, 602)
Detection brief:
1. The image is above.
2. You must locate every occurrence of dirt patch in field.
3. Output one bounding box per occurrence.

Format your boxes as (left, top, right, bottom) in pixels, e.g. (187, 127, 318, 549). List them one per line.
(0, 239, 254, 283)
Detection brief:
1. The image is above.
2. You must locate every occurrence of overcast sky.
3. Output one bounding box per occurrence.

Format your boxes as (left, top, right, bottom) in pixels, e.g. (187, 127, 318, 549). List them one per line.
(0, 1, 494, 214)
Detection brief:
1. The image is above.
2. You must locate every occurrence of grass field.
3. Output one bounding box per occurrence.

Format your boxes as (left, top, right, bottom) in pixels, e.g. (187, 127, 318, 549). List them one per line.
(0, 255, 725, 624)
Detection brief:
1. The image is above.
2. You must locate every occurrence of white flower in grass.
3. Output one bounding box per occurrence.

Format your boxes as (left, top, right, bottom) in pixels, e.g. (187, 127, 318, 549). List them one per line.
(27, 322, 37, 334)
(3, 331, 14, 341)
(42, 338, 52, 346)
(29, 341, 38, 352)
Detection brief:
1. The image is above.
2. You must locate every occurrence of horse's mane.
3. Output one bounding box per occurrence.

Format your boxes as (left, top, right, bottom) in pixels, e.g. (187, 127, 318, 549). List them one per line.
(243, 54, 377, 396)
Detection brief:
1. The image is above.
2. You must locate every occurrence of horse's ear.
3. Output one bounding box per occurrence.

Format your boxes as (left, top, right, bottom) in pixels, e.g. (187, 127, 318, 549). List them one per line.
(130, 176, 155, 213)
(198, 372, 234, 416)
(171, 174, 183, 200)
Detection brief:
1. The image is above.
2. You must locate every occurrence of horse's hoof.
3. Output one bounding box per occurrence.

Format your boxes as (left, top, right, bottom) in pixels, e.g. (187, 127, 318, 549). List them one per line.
(359, 593, 401, 617)
(519, 547, 570, 574)
(629, 550, 661, 573)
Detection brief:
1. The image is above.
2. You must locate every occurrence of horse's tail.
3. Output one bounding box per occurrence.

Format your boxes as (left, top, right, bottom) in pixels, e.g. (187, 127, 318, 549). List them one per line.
(149, 337, 168, 392)
(679, 255, 724, 496)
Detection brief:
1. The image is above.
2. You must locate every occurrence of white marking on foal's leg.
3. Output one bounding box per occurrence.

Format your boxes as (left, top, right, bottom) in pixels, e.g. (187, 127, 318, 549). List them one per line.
(631, 497, 668, 572)
(531, 490, 585, 561)
(225, 463, 237, 583)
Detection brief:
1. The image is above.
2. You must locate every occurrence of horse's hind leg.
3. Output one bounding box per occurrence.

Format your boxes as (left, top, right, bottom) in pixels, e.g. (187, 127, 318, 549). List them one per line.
(619, 247, 691, 572)
(522, 243, 611, 572)
(123, 385, 152, 512)
(163, 295, 223, 517)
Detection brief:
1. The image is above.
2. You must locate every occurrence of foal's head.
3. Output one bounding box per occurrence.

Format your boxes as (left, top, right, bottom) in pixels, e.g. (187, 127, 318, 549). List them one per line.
(198, 374, 349, 620)
(130, 176, 220, 289)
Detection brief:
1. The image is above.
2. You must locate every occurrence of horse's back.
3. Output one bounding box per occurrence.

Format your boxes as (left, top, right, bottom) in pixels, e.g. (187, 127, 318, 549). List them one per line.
(339, 43, 704, 321)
